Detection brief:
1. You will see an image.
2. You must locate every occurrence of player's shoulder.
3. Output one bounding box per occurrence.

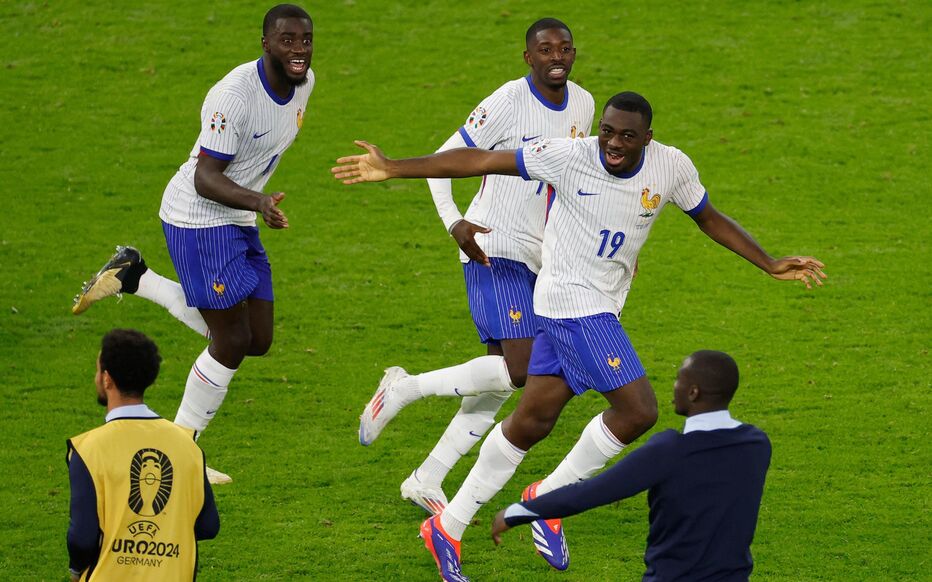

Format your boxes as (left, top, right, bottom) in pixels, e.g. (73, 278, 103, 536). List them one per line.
(566, 80, 595, 105)
(483, 77, 526, 103)
(208, 60, 259, 100)
(646, 139, 692, 165)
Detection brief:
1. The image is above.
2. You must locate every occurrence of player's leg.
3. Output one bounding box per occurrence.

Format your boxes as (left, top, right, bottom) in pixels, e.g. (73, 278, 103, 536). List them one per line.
(437, 373, 573, 540)
(174, 304, 250, 437)
(169, 224, 262, 437)
(402, 338, 532, 513)
(535, 314, 657, 497)
(71, 245, 209, 337)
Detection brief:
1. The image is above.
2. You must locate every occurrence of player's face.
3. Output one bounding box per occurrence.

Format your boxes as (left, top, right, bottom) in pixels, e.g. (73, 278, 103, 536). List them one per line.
(597, 107, 653, 175)
(524, 28, 576, 89)
(263, 17, 313, 86)
(95, 354, 107, 407)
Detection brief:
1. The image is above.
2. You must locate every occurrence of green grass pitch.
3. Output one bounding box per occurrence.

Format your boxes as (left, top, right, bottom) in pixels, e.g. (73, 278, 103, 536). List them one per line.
(0, 1, 928, 580)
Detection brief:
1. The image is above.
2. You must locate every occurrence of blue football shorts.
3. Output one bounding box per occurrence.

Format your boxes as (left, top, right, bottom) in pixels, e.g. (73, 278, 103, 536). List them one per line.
(463, 257, 538, 344)
(528, 313, 646, 395)
(162, 221, 273, 310)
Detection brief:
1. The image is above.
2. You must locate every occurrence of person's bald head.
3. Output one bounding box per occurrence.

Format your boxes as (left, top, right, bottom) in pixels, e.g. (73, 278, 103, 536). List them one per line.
(673, 350, 740, 416)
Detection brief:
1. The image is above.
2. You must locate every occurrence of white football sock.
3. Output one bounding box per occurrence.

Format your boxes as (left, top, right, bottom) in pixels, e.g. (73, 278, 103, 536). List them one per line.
(537, 412, 626, 496)
(136, 269, 209, 338)
(399, 355, 513, 402)
(174, 348, 236, 434)
(417, 391, 512, 485)
(441, 422, 526, 541)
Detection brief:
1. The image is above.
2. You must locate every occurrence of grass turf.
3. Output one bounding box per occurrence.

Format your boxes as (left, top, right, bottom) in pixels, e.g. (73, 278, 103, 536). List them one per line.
(0, 1, 928, 580)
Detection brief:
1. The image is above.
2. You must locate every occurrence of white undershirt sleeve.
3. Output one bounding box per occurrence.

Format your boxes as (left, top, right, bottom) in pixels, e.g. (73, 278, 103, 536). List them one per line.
(427, 130, 470, 233)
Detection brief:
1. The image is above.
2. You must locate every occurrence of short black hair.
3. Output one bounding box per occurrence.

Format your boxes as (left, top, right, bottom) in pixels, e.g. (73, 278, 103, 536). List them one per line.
(263, 4, 312, 36)
(685, 350, 740, 403)
(603, 91, 653, 127)
(99, 329, 161, 397)
(525, 18, 572, 47)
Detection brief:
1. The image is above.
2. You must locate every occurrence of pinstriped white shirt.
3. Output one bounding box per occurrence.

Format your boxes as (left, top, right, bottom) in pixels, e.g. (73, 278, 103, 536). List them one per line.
(518, 137, 708, 318)
(160, 59, 314, 228)
(452, 76, 594, 273)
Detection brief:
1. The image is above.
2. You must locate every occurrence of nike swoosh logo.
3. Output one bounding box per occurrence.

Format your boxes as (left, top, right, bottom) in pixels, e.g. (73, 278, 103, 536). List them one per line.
(468, 431, 482, 438)
(253, 130, 271, 139)
(577, 189, 601, 196)
(205, 409, 217, 415)
(521, 135, 541, 142)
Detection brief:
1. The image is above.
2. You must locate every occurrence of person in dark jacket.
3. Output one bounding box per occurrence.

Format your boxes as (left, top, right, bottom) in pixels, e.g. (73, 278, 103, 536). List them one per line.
(491, 350, 771, 581)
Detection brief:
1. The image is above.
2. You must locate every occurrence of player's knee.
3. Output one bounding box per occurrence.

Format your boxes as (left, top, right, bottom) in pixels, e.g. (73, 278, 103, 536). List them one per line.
(247, 332, 273, 356)
(215, 328, 252, 360)
(508, 412, 557, 448)
(630, 400, 658, 433)
(507, 370, 527, 388)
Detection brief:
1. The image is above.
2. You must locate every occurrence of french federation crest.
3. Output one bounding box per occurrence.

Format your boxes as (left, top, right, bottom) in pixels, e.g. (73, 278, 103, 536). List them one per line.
(210, 112, 226, 133)
(639, 188, 661, 218)
(508, 306, 522, 325)
(570, 124, 585, 139)
(607, 353, 622, 371)
(297, 108, 304, 129)
(467, 107, 487, 129)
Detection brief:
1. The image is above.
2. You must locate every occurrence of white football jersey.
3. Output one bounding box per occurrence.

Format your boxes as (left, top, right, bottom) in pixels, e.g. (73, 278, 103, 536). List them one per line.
(519, 137, 708, 318)
(451, 76, 594, 273)
(160, 59, 314, 228)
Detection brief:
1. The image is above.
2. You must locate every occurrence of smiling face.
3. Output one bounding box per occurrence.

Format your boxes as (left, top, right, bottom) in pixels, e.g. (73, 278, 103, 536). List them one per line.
(597, 106, 653, 175)
(524, 27, 576, 91)
(262, 16, 313, 86)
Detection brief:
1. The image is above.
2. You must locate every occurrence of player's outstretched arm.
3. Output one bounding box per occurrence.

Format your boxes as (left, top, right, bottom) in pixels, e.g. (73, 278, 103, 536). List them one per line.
(195, 154, 288, 229)
(691, 202, 826, 289)
(332, 140, 520, 184)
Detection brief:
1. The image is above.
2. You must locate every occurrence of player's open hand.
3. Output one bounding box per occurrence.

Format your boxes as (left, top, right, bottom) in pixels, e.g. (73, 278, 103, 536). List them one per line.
(768, 256, 827, 289)
(451, 219, 492, 267)
(332, 140, 392, 184)
(491, 509, 511, 545)
(259, 192, 289, 229)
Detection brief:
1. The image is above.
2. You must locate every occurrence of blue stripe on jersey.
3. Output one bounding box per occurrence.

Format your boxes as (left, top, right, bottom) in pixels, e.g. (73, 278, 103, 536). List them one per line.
(200, 146, 235, 161)
(458, 126, 478, 148)
(599, 147, 646, 179)
(516, 149, 531, 181)
(685, 191, 709, 217)
(256, 58, 295, 105)
(524, 75, 568, 112)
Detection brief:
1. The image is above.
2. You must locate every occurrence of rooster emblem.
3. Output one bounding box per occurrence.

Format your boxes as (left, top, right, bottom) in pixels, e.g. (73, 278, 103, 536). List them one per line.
(297, 108, 304, 129)
(508, 307, 522, 324)
(640, 188, 661, 218)
(212, 281, 225, 296)
(607, 355, 621, 370)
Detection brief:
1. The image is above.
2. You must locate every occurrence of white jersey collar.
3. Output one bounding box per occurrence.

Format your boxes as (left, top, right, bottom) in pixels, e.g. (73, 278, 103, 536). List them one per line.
(683, 410, 742, 434)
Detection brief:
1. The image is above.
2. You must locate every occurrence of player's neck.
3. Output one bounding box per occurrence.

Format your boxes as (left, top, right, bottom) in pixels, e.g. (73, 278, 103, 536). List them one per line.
(530, 77, 566, 108)
(261, 55, 292, 99)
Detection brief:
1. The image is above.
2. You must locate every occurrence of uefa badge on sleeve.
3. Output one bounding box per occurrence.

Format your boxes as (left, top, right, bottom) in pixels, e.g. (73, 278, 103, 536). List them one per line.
(210, 112, 226, 133)
(467, 107, 487, 129)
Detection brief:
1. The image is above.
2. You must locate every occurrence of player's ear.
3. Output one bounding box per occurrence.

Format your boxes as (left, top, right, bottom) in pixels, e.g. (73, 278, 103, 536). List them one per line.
(523, 50, 532, 66)
(645, 128, 653, 145)
(261, 36, 270, 53)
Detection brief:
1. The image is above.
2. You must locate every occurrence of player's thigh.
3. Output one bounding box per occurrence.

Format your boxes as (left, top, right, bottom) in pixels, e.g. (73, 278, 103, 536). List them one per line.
(499, 337, 534, 387)
(601, 375, 657, 421)
(503, 374, 574, 449)
(246, 298, 274, 355)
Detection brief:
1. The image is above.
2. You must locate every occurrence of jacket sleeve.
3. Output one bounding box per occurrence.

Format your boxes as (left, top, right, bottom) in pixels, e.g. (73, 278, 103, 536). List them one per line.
(67, 445, 101, 575)
(504, 431, 677, 526)
(194, 457, 220, 540)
